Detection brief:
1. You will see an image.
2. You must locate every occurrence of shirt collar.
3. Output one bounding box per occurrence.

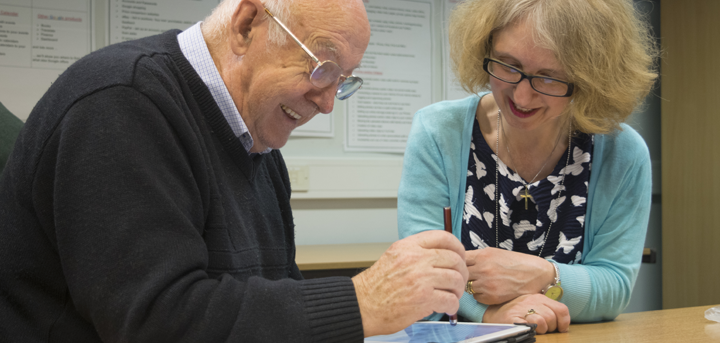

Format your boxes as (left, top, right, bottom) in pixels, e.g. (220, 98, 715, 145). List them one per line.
(177, 22, 271, 155)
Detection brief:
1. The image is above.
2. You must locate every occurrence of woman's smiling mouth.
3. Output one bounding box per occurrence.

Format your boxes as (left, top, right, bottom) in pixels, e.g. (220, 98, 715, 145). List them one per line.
(509, 98, 539, 118)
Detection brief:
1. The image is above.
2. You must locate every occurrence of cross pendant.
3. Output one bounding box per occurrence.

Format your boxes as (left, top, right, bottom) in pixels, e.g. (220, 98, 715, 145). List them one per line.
(520, 185, 533, 210)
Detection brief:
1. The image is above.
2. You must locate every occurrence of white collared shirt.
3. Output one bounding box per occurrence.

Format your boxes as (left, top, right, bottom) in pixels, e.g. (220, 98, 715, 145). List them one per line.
(178, 22, 271, 154)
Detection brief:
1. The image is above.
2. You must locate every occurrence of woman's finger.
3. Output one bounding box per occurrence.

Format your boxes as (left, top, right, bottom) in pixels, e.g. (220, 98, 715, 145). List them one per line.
(539, 306, 558, 333)
(545, 299, 571, 332)
(525, 312, 549, 334)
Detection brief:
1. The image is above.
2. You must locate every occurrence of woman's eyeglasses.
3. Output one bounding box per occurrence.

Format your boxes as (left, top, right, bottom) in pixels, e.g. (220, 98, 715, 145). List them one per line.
(483, 58, 574, 97)
(264, 8, 363, 100)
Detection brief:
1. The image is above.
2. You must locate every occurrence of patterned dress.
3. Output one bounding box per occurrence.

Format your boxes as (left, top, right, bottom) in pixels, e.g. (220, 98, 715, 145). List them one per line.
(461, 119, 594, 264)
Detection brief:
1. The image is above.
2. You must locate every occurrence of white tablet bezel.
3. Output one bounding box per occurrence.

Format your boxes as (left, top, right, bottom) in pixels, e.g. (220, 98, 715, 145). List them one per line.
(365, 321, 533, 343)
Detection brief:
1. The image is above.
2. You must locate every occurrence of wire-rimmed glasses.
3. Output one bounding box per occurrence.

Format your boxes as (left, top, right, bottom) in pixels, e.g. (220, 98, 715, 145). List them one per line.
(264, 8, 363, 100)
(483, 58, 574, 97)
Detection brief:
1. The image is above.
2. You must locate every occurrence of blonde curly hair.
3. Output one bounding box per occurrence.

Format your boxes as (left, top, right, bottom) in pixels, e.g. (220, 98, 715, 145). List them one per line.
(449, 0, 659, 134)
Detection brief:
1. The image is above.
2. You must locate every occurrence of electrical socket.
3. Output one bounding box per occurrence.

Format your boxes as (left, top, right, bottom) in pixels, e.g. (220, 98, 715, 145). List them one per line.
(287, 165, 310, 192)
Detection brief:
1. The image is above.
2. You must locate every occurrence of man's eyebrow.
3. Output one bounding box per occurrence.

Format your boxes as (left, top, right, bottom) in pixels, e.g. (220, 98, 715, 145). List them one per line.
(310, 38, 361, 71)
(317, 40, 338, 54)
(310, 39, 339, 58)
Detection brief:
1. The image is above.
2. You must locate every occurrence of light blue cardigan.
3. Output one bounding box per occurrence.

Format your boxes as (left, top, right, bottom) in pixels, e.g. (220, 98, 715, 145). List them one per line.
(398, 94, 652, 323)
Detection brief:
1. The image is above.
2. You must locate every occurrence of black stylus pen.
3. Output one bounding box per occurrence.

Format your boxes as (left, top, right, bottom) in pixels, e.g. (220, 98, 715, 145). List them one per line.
(443, 206, 458, 326)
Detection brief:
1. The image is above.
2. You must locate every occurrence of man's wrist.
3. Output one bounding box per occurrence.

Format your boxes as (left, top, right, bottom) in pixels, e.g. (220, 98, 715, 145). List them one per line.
(351, 273, 373, 337)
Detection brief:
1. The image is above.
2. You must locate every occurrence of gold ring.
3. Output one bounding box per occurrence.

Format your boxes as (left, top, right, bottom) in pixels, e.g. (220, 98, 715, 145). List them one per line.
(466, 280, 475, 294)
(525, 309, 538, 318)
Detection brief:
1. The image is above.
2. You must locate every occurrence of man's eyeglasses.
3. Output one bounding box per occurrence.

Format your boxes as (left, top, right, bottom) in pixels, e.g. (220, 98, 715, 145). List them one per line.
(264, 8, 363, 100)
(483, 58, 574, 97)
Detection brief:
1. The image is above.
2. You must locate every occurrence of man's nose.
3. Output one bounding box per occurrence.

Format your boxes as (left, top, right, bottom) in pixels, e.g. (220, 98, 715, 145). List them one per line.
(306, 84, 336, 114)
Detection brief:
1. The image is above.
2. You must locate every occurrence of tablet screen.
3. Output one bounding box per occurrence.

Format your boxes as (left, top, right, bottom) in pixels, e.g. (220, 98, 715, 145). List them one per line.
(365, 322, 532, 343)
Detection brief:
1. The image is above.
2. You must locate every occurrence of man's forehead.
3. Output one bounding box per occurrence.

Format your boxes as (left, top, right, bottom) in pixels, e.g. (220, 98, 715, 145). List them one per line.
(294, 0, 370, 41)
(304, 33, 364, 71)
(289, 0, 369, 70)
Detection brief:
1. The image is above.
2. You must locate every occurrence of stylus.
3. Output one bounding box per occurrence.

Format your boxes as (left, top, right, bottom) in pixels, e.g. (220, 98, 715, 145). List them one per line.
(443, 206, 458, 326)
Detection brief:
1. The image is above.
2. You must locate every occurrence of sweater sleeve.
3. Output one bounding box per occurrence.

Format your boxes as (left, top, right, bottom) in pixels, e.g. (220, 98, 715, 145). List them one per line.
(556, 129, 653, 322)
(42, 86, 363, 342)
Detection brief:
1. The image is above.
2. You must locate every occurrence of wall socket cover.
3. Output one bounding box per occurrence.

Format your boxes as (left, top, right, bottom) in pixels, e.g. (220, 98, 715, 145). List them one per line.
(287, 165, 310, 192)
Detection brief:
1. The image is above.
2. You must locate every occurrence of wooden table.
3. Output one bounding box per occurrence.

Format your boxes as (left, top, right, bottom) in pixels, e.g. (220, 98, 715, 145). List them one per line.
(294, 243, 718, 341)
(295, 242, 392, 271)
(536, 305, 720, 342)
(295, 244, 656, 270)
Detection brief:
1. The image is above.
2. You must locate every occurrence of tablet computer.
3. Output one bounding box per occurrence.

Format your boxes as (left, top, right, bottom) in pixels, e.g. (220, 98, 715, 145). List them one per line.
(365, 321, 535, 343)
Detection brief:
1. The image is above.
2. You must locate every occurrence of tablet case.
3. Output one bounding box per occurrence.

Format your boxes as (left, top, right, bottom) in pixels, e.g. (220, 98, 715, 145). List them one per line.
(488, 323, 536, 343)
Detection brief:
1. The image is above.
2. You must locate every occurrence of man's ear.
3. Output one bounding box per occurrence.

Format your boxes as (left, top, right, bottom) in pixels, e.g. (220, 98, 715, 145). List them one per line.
(229, 0, 266, 56)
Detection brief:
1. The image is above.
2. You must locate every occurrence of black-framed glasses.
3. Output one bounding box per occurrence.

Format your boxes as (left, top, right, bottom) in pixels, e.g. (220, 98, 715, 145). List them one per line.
(483, 58, 574, 97)
(264, 8, 363, 100)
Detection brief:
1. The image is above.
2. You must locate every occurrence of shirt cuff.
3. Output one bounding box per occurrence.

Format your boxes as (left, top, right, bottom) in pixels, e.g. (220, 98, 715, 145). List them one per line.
(300, 277, 364, 342)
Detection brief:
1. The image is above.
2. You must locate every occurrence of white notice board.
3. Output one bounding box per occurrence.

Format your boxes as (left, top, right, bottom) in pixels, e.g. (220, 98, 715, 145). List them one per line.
(108, 0, 218, 44)
(0, 0, 91, 120)
(442, 0, 473, 101)
(344, 0, 434, 153)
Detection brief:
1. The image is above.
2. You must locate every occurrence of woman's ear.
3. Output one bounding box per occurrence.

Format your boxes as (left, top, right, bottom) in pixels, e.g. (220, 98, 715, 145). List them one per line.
(228, 0, 266, 56)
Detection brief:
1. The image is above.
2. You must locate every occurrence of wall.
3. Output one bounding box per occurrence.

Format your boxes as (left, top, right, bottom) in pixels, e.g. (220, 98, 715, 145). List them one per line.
(661, 0, 720, 309)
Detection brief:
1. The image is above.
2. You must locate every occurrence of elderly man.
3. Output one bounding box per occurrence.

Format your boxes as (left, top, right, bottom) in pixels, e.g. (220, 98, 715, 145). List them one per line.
(0, 0, 468, 342)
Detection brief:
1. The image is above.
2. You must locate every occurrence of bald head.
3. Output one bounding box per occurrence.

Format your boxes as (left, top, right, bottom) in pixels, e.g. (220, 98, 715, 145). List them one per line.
(203, 0, 370, 50)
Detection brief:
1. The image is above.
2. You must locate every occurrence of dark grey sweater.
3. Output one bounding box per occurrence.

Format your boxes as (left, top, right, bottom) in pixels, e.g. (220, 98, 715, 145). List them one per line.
(0, 30, 363, 342)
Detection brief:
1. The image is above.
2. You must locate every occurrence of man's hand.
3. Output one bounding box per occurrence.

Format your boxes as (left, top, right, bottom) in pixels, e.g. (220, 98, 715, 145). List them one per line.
(465, 248, 556, 305)
(483, 294, 570, 334)
(352, 230, 468, 337)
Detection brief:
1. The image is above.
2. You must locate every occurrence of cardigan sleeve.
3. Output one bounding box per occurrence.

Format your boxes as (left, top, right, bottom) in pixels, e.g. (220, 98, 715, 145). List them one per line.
(398, 104, 489, 322)
(398, 97, 479, 239)
(398, 108, 454, 322)
(556, 128, 653, 322)
(398, 110, 452, 238)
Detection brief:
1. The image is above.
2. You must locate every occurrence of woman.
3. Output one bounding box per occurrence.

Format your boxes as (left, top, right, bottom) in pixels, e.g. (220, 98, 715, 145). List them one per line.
(398, 0, 658, 334)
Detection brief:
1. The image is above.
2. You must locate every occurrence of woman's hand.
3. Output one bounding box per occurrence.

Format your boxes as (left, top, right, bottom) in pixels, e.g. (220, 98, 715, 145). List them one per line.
(483, 294, 571, 334)
(466, 247, 556, 304)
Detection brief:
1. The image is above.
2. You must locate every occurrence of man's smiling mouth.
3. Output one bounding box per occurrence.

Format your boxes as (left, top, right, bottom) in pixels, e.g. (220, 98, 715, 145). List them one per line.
(281, 104, 302, 120)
